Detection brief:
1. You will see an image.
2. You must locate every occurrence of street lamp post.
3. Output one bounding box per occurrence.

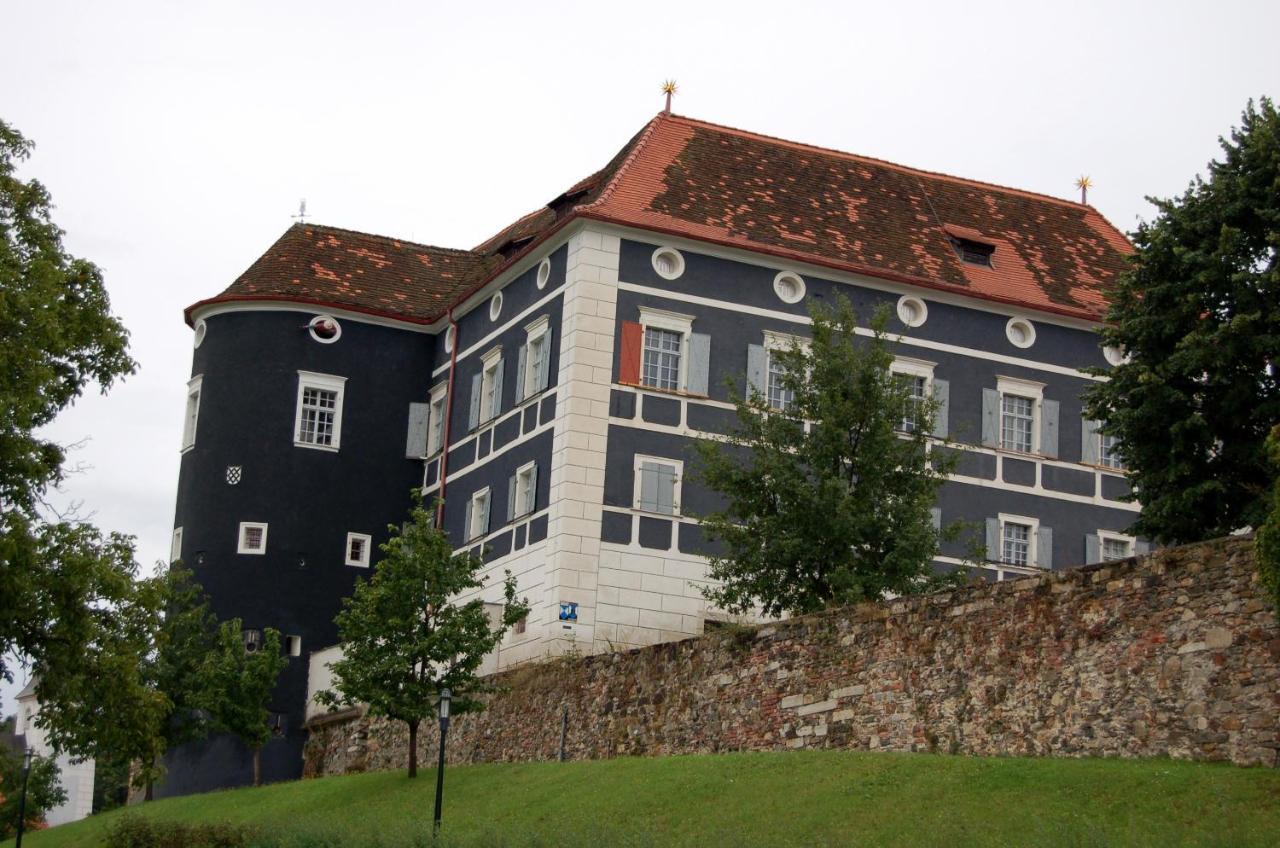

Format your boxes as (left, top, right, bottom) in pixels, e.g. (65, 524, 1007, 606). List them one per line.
(432, 688, 451, 836)
(15, 748, 33, 848)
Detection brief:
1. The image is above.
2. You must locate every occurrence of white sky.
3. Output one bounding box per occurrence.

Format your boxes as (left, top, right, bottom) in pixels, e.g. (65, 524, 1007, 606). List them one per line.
(2, 0, 1276, 713)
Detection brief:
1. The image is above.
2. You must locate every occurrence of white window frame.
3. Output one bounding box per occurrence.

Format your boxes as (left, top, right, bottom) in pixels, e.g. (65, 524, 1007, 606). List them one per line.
(1099, 431, 1124, 470)
(523, 315, 551, 402)
(181, 375, 203, 452)
(996, 375, 1044, 455)
(632, 454, 683, 516)
(514, 461, 537, 518)
(170, 527, 183, 563)
(763, 331, 808, 412)
(426, 382, 447, 455)
(638, 306, 694, 392)
(468, 487, 491, 541)
(345, 532, 372, 567)
(1098, 530, 1135, 561)
(286, 635, 302, 657)
(998, 513, 1039, 567)
(890, 356, 935, 434)
(237, 522, 269, 555)
(294, 371, 347, 452)
(479, 347, 503, 423)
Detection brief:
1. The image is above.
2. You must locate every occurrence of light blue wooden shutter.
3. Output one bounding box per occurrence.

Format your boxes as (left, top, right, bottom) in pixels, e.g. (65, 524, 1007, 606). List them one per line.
(463, 498, 472, 541)
(1036, 526, 1053, 569)
(1136, 540, 1152, 555)
(507, 475, 517, 522)
(931, 379, 949, 438)
(514, 344, 527, 403)
(659, 465, 677, 514)
(982, 389, 1000, 447)
(639, 462, 660, 512)
(491, 359, 504, 418)
(688, 333, 711, 395)
(468, 373, 482, 431)
(479, 492, 491, 536)
(1041, 399, 1060, 458)
(528, 463, 539, 513)
(985, 517, 999, 561)
(1085, 533, 1100, 565)
(930, 506, 942, 532)
(747, 344, 767, 398)
(405, 403, 429, 458)
(538, 327, 554, 391)
(1081, 419, 1101, 465)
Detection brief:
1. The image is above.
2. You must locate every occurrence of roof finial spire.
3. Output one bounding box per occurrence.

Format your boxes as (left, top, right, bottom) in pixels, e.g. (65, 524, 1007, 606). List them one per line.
(661, 80, 678, 115)
(292, 198, 309, 224)
(1075, 176, 1092, 205)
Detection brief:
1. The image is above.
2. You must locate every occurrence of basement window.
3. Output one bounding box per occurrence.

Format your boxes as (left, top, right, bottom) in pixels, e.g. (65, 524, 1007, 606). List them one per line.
(951, 236, 995, 267)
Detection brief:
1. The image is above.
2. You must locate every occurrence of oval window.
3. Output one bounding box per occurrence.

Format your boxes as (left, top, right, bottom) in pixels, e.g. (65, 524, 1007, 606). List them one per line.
(896, 296, 928, 328)
(308, 315, 342, 344)
(1005, 317, 1036, 349)
(651, 247, 686, 280)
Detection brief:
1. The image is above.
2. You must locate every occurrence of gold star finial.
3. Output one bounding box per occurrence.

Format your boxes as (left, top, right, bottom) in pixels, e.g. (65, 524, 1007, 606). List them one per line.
(1075, 175, 1092, 204)
(662, 79, 678, 114)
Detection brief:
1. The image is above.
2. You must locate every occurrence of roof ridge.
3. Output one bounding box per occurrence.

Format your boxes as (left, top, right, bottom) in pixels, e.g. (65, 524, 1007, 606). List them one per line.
(297, 222, 479, 256)
(659, 112, 1116, 217)
(576, 113, 665, 213)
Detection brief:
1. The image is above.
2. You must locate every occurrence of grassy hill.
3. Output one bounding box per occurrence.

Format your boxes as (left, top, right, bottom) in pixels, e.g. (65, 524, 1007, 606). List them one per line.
(7, 751, 1280, 847)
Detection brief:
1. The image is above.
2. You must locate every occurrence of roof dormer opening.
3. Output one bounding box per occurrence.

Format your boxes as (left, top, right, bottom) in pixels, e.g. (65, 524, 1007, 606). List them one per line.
(950, 236, 995, 267)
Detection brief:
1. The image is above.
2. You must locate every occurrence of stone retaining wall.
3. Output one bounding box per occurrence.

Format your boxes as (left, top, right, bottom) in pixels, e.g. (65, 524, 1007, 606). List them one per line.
(303, 536, 1279, 775)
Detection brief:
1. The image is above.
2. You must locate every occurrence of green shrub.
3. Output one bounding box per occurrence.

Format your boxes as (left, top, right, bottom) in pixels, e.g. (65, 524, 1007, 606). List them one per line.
(104, 813, 254, 848)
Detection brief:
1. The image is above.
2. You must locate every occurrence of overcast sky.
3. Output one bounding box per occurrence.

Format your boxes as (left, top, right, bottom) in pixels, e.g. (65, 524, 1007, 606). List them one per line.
(2, 0, 1275, 712)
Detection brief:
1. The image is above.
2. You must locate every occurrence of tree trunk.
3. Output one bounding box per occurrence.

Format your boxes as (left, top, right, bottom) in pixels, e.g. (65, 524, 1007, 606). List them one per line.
(253, 747, 262, 787)
(408, 719, 419, 778)
(144, 780, 154, 802)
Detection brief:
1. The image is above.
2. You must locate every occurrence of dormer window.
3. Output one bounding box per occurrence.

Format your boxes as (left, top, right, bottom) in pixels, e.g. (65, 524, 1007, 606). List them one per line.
(951, 237, 994, 267)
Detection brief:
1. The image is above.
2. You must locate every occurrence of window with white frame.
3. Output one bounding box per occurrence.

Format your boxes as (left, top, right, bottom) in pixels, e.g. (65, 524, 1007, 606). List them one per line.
(639, 307, 693, 392)
(181, 375, 203, 451)
(286, 635, 302, 657)
(1000, 516, 1037, 566)
(427, 383, 447, 455)
(890, 358, 935, 434)
(513, 462, 537, 518)
(467, 488, 491, 541)
(521, 316, 551, 401)
(1100, 532, 1134, 561)
(479, 347, 503, 423)
(1100, 433, 1123, 470)
(345, 532, 372, 567)
(996, 376, 1043, 454)
(634, 455, 682, 515)
(763, 332, 805, 413)
(237, 522, 268, 555)
(170, 527, 183, 563)
(294, 371, 347, 450)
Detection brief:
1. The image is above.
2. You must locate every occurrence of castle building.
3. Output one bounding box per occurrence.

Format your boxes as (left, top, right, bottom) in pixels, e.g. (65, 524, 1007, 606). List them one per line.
(169, 111, 1142, 793)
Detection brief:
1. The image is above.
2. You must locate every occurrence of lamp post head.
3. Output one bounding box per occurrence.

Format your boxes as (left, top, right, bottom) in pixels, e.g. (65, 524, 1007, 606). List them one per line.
(438, 688, 451, 720)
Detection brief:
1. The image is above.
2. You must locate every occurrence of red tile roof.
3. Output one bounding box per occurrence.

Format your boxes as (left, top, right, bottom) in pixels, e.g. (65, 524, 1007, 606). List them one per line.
(190, 113, 1131, 326)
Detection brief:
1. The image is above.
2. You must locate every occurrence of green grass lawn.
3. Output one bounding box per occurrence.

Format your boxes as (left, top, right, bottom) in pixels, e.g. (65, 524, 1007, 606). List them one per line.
(8, 751, 1280, 848)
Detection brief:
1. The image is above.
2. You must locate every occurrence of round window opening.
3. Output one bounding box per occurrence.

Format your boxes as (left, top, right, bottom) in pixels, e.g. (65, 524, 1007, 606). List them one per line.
(536, 258, 551, 290)
(1103, 344, 1126, 367)
(1005, 317, 1036, 349)
(308, 315, 342, 344)
(651, 247, 685, 280)
(444, 325, 456, 354)
(773, 271, 806, 304)
(896, 296, 928, 328)
(193, 320, 208, 349)
(488, 292, 504, 322)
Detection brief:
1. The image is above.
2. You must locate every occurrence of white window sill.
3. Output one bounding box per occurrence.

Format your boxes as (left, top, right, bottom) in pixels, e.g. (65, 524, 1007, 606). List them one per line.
(180, 445, 195, 455)
(294, 441, 341, 453)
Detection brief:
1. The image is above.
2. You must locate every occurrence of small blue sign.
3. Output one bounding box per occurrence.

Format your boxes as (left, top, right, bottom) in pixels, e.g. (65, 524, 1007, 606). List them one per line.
(558, 601, 578, 622)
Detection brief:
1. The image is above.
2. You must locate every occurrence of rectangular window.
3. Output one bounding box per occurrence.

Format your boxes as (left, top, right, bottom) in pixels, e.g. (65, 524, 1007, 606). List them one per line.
(1102, 537, 1131, 561)
(898, 374, 928, 433)
(514, 462, 537, 518)
(513, 615, 527, 635)
(642, 327, 682, 391)
(295, 371, 347, 450)
(468, 488, 491, 541)
(345, 532, 372, 567)
(1001, 521, 1032, 566)
(478, 347, 504, 424)
(521, 315, 552, 401)
(427, 384, 447, 455)
(170, 527, 183, 563)
(634, 455, 682, 515)
(286, 635, 302, 657)
(1000, 394, 1035, 452)
(767, 353, 795, 412)
(181, 376, 203, 451)
(237, 522, 268, 555)
(1100, 433, 1123, 470)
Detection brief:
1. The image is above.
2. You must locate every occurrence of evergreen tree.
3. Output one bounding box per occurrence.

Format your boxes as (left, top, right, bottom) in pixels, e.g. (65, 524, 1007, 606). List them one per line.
(1084, 98, 1279, 543)
(693, 294, 959, 618)
(318, 495, 529, 777)
(203, 622, 287, 787)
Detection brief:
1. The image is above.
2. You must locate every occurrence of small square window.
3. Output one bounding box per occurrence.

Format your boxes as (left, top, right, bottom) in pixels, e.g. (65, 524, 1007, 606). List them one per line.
(238, 522, 268, 555)
(345, 532, 372, 567)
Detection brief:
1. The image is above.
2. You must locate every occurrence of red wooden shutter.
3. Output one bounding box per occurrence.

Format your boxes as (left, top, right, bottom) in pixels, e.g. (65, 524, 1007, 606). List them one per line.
(618, 320, 643, 385)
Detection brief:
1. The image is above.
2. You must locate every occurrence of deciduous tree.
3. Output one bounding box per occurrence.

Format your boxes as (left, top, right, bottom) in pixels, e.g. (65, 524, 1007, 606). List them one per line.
(693, 295, 960, 618)
(318, 495, 529, 777)
(203, 621, 287, 787)
(1084, 98, 1279, 543)
(0, 748, 66, 839)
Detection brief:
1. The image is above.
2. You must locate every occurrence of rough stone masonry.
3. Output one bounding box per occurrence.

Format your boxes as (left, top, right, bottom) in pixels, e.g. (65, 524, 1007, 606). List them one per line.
(304, 536, 1279, 775)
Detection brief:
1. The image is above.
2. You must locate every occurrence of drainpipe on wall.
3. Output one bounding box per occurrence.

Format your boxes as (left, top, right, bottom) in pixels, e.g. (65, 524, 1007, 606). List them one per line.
(435, 308, 460, 528)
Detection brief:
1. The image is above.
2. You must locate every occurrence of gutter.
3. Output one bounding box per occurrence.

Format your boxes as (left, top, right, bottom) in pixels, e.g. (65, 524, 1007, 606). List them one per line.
(434, 306, 460, 527)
